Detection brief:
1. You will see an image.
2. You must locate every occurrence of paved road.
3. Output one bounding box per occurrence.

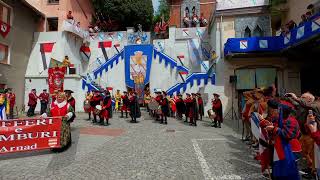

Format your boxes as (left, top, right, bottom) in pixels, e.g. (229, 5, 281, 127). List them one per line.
(0, 111, 262, 180)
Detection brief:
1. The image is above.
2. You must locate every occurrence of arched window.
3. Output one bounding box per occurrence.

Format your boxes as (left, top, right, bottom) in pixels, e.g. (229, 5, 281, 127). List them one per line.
(253, 26, 263, 37)
(244, 27, 251, 38)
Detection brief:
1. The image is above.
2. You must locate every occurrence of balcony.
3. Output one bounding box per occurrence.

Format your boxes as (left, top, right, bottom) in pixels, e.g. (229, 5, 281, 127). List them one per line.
(224, 12, 320, 58)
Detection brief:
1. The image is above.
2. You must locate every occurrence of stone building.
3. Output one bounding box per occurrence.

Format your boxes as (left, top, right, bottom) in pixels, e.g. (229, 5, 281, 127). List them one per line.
(26, 0, 94, 31)
(0, 0, 45, 112)
(168, 0, 216, 28)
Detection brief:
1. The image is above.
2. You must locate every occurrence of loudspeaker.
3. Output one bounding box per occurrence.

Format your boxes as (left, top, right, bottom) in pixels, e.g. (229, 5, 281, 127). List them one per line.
(229, 75, 237, 83)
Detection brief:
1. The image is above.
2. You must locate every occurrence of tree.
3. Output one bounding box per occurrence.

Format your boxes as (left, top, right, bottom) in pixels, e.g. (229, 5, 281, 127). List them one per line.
(153, 0, 170, 23)
(92, 0, 154, 31)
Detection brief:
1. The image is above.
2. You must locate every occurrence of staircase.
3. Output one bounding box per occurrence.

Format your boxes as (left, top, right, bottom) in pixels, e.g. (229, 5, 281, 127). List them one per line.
(166, 73, 216, 96)
(82, 50, 124, 91)
(153, 49, 189, 72)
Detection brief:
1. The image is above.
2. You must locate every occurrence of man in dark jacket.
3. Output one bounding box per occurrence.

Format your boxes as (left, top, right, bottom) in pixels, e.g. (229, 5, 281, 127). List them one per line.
(160, 91, 169, 124)
(129, 92, 141, 123)
(175, 94, 185, 120)
(197, 93, 204, 121)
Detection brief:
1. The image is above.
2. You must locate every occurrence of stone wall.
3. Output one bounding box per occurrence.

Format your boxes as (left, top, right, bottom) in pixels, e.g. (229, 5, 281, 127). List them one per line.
(234, 15, 271, 38)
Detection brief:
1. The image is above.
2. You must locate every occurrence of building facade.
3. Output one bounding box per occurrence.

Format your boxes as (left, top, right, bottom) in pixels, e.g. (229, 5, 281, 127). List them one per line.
(26, 0, 94, 31)
(0, 0, 45, 113)
(168, 0, 216, 28)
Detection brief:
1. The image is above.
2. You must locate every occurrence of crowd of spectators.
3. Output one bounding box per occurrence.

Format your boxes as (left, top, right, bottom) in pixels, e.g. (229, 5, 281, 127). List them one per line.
(241, 85, 320, 179)
(281, 4, 318, 36)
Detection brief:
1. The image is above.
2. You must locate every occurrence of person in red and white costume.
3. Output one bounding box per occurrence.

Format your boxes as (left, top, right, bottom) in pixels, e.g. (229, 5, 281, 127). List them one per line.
(27, 89, 38, 117)
(121, 91, 129, 118)
(41, 92, 75, 122)
(100, 91, 112, 126)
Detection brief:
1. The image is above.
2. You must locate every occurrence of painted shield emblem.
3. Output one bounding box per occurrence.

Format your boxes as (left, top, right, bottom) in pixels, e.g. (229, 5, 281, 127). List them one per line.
(54, 77, 62, 87)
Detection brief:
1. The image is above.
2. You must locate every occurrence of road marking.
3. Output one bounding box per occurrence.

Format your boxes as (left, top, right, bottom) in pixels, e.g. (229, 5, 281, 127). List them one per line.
(191, 139, 213, 180)
(192, 138, 262, 180)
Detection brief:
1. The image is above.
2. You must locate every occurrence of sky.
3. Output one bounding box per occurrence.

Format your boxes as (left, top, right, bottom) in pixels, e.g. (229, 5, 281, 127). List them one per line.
(152, 0, 160, 14)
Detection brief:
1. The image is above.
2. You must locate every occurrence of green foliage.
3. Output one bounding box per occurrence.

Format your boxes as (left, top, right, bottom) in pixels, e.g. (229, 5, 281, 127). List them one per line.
(269, 0, 287, 16)
(92, 0, 154, 31)
(270, 0, 287, 6)
(153, 0, 170, 23)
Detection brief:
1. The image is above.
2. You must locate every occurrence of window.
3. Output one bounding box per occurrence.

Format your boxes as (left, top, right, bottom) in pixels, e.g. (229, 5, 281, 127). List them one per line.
(48, 0, 59, 4)
(0, 43, 9, 64)
(0, 3, 11, 25)
(47, 17, 58, 31)
(253, 26, 263, 37)
(244, 27, 251, 38)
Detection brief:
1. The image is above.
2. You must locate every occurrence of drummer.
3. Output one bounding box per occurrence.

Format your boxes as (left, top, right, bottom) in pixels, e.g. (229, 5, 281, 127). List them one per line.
(175, 93, 185, 120)
(121, 91, 129, 118)
(154, 91, 162, 120)
(160, 91, 169, 124)
(90, 90, 103, 123)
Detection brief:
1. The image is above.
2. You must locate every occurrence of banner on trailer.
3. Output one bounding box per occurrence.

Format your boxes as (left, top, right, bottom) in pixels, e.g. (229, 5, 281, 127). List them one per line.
(48, 67, 66, 94)
(0, 117, 62, 154)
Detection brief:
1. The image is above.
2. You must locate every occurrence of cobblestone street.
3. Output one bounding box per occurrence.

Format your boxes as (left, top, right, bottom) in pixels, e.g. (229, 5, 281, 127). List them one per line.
(0, 111, 262, 180)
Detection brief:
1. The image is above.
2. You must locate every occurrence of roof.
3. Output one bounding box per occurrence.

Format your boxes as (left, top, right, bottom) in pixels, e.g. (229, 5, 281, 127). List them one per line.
(21, 0, 46, 18)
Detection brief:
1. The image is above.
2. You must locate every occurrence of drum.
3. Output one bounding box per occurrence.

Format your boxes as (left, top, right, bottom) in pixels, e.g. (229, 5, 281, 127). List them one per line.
(95, 105, 102, 115)
(207, 109, 216, 120)
(156, 106, 162, 115)
(148, 99, 159, 111)
(83, 100, 91, 112)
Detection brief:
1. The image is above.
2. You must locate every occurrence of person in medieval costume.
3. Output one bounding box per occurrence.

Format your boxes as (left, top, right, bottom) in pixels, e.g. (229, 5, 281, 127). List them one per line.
(129, 92, 141, 123)
(265, 101, 301, 180)
(27, 89, 38, 117)
(41, 92, 74, 150)
(160, 91, 169, 124)
(6, 88, 15, 119)
(154, 91, 163, 120)
(212, 93, 223, 128)
(197, 93, 204, 121)
(121, 91, 129, 118)
(90, 90, 103, 123)
(170, 95, 177, 117)
(65, 90, 76, 122)
(191, 6, 199, 27)
(199, 13, 208, 27)
(184, 93, 195, 125)
(115, 90, 122, 112)
(192, 93, 199, 121)
(65, 90, 75, 110)
(144, 92, 151, 112)
(39, 89, 49, 115)
(84, 91, 92, 120)
(42, 92, 75, 121)
(0, 89, 9, 120)
(100, 91, 112, 126)
(175, 94, 185, 120)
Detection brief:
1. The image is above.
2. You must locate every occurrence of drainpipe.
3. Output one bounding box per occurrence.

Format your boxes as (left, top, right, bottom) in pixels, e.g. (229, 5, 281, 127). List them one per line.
(220, 15, 223, 59)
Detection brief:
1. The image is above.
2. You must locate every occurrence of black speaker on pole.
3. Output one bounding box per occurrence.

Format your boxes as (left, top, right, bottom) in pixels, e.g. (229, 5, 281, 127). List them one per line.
(229, 75, 237, 83)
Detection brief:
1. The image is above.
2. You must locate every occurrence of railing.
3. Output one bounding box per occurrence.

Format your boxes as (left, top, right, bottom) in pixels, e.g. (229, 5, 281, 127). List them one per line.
(224, 12, 320, 56)
(166, 73, 216, 96)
